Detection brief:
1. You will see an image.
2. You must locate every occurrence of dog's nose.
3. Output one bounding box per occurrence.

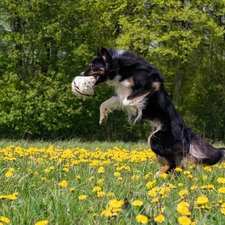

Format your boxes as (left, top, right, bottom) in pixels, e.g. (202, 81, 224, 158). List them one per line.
(79, 72, 84, 76)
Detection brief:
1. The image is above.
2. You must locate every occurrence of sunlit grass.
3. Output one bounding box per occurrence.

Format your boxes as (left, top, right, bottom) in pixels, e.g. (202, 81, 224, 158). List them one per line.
(0, 139, 225, 224)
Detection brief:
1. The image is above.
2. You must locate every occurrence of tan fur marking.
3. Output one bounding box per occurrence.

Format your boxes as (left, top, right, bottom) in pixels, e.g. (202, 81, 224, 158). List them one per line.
(128, 77, 135, 87)
(152, 82, 161, 91)
(156, 157, 171, 175)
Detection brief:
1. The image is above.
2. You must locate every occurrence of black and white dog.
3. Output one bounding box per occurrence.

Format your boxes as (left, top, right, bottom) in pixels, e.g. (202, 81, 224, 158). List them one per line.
(77, 47, 225, 175)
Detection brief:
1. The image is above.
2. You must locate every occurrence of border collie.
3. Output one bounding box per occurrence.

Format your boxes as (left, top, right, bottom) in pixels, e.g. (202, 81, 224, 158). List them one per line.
(77, 47, 225, 176)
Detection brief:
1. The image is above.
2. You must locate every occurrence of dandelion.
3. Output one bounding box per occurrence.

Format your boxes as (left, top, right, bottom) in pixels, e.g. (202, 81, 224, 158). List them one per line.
(108, 199, 124, 208)
(179, 189, 188, 197)
(132, 200, 143, 206)
(76, 175, 81, 179)
(132, 175, 139, 181)
(92, 186, 101, 192)
(114, 172, 120, 177)
(154, 214, 165, 223)
(101, 209, 113, 217)
(190, 186, 198, 191)
(175, 167, 183, 172)
(78, 194, 86, 200)
(217, 177, 225, 183)
(177, 202, 191, 216)
(204, 166, 212, 172)
(196, 196, 208, 205)
(178, 216, 192, 225)
(97, 191, 106, 198)
(98, 166, 104, 174)
(160, 173, 168, 179)
(0, 217, 10, 224)
(221, 207, 225, 215)
(219, 187, 225, 193)
(136, 214, 148, 224)
(151, 197, 159, 203)
(146, 180, 156, 188)
(97, 179, 104, 186)
(107, 192, 115, 197)
(62, 167, 69, 172)
(34, 220, 48, 225)
(70, 188, 75, 192)
(58, 180, 68, 187)
(148, 187, 159, 197)
(44, 168, 50, 173)
(5, 171, 13, 178)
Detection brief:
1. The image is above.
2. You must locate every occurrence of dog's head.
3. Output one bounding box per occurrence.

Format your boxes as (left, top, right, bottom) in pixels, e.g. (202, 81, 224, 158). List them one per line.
(80, 47, 112, 85)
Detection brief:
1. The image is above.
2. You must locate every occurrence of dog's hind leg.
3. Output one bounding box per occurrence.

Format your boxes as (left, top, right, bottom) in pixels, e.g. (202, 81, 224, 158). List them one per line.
(99, 96, 120, 124)
(155, 156, 172, 177)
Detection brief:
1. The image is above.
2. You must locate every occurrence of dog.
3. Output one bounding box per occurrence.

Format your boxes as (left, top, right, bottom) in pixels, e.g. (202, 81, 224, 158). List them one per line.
(77, 47, 225, 176)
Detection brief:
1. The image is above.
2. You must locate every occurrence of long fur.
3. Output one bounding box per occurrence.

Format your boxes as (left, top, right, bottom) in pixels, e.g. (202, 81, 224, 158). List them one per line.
(79, 47, 225, 175)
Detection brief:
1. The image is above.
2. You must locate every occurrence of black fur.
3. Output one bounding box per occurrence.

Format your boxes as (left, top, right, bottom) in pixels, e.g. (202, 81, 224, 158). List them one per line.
(80, 47, 225, 175)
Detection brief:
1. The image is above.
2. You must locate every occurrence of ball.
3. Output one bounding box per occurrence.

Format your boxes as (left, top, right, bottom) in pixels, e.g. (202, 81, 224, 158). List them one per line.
(71, 76, 96, 98)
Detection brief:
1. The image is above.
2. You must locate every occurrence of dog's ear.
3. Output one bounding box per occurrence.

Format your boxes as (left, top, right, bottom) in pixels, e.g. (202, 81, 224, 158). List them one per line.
(97, 47, 101, 57)
(99, 47, 111, 65)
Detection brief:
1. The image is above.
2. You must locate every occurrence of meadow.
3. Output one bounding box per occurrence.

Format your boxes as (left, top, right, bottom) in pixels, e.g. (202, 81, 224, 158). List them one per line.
(1, 139, 225, 225)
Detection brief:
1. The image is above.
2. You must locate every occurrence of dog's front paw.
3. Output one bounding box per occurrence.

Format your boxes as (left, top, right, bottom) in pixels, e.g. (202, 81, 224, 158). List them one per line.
(99, 116, 107, 125)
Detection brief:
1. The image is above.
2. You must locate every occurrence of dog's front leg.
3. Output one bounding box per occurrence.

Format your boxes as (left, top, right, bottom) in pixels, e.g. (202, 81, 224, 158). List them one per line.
(99, 96, 120, 125)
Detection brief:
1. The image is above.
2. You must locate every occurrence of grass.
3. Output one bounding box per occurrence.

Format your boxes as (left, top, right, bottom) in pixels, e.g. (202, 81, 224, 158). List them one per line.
(1, 139, 225, 225)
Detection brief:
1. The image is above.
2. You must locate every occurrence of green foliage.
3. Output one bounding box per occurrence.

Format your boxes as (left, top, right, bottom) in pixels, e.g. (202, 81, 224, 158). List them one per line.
(0, 0, 224, 141)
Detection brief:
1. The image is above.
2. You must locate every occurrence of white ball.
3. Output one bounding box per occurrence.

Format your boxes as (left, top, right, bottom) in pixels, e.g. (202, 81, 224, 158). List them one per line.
(71, 76, 96, 98)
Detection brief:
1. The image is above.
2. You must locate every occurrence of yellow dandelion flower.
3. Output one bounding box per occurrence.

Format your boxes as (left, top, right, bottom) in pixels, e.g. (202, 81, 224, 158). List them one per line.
(175, 167, 183, 172)
(70, 188, 75, 192)
(132, 175, 139, 181)
(178, 216, 192, 225)
(107, 192, 115, 197)
(34, 220, 48, 225)
(148, 186, 159, 197)
(62, 167, 69, 172)
(221, 207, 225, 215)
(44, 168, 50, 173)
(76, 175, 81, 179)
(146, 180, 156, 188)
(203, 166, 212, 172)
(177, 202, 191, 216)
(178, 183, 183, 187)
(114, 172, 120, 177)
(154, 214, 165, 223)
(58, 180, 68, 187)
(97, 191, 105, 198)
(196, 196, 208, 205)
(217, 177, 225, 183)
(218, 187, 225, 193)
(179, 189, 188, 197)
(101, 209, 113, 217)
(132, 200, 143, 206)
(78, 194, 86, 200)
(49, 166, 54, 170)
(136, 214, 148, 224)
(151, 197, 159, 203)
(0, 217, 10, 224)
(190, 186, 198, 191)
(108, 199, 124, 208)
(5, 171, 13, 178)
(89, 176, 95, 181)
(98, 166, 104, 174)
(92, 186, 101, 192)
(160, 173, 168, 179)
(183, 170, 190, 175)
(97, 179, 104, 186)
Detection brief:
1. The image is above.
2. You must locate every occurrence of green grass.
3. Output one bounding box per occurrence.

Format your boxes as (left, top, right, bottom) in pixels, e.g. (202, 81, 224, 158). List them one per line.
(1, 139, 225, 225)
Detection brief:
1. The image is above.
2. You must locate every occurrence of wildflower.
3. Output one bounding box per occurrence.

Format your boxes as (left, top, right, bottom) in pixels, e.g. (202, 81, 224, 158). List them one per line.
(217, 177, 225, 183)
(101, 209, 113, 217)
(70, 188, 75, 192)
(108, 199, 124, 208)
(0, 216, 10, 224)
(78, 194, 86, 200)
(204, 166, 212, 172)
(175, 167, 183, 172)
(106, 192, 115, 197)
(97, 179, 104, 186)
(160, 173, 168, 179)
(132, 175, 139, 181)
(98, 167, 104, 174)
(190, 186, 198, 191)
(146, 180, 156, 188)
(76, 175, 81, 179)
(34, 220, 48, 225)
(97, 191, 105, 198)
(136, 214, 148, 224)
(221, 208, 225, 215)
(5, 171, 13, 178)
(183, 170, 191, 175)
(89, 176, 95, 181)
(179, 189, 188, 197)
(132, 200, 143, 206)
(58, 180, 68, 187)
(178, 183, 183, 187)
(154, 214, 165, 223)
(114, 172, 120, 177)
(177, 202, 191, 216)
(62, 167, 69, 172)
(178, 216, 192, 225)
(151, 197, 159, 203)
(218, 187, 225, 194)
(196, 196, 208, 205)
(148, 187, 159, 197)
(92, 186, 101, 192)
(44, 168, 50, 173)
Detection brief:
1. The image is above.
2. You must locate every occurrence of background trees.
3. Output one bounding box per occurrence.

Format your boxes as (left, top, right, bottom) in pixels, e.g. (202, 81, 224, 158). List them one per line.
(0, 0, 224, 142)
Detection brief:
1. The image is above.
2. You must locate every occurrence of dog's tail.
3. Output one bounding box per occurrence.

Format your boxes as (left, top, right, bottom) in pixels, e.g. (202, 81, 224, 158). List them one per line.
(189, 137, 225, 165)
